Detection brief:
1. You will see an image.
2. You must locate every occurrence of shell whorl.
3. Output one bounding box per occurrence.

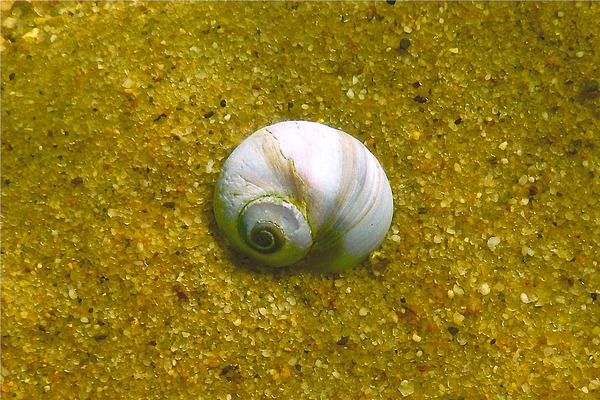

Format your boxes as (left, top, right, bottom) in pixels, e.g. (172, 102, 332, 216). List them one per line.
(213, 120, 394, 272)
(237, 196, 312, 266)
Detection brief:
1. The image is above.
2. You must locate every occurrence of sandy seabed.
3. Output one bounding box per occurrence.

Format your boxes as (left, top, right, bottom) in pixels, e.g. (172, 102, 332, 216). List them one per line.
(2, 1, 599, 399)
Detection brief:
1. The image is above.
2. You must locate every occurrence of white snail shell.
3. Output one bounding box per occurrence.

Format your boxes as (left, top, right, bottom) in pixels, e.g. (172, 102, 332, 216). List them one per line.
(213, 121, 393, 272)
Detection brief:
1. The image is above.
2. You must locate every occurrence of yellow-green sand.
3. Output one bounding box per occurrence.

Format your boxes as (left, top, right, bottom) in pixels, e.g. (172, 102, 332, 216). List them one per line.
(2, 2, 599, 398)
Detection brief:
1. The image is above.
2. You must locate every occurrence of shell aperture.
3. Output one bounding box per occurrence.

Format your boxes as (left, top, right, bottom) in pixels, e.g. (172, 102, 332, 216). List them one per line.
(213, 120, 394, 272)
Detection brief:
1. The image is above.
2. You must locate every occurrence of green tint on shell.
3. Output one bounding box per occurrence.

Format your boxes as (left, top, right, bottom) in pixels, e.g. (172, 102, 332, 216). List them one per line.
(244, 222, 285, 254)
(220, 194, 314, 267)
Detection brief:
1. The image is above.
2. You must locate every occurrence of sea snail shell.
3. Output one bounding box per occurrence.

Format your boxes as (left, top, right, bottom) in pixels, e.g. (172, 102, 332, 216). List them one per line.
(213, 120, 394, 272)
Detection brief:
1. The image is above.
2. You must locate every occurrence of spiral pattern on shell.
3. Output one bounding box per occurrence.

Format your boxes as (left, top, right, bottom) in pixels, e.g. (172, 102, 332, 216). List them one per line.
(213, 120, 394, 272)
